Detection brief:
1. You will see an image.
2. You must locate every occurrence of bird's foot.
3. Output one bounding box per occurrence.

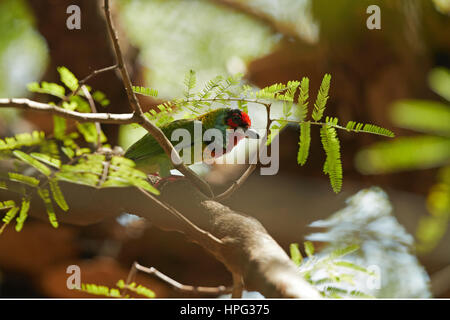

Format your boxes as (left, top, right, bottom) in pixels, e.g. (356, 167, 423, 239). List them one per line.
(148, 174, 185, 189)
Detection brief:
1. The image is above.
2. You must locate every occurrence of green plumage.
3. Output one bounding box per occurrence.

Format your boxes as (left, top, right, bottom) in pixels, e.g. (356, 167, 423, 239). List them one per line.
(125, 108, 230, 177)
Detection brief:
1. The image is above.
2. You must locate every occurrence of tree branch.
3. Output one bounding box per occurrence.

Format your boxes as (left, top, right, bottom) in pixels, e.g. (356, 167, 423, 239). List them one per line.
(0, 178, 320, 298)
(0, 98, 136, 124)
(215, 164, 257, 201)
(63, 64, 118, 103)
(211, 0, 303, 41)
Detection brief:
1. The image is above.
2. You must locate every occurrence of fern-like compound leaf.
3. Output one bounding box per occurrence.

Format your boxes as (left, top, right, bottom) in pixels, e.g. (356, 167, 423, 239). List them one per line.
(320, 125, 343, 193)
(312, 74, 331, 121)
(13, 150, 52, 176)
(132, 86, 158, 98)
(49, 179, 69, 211)
(15, 198, 30, 232)
(37, 187, 58, 228)
(297, 77, 309, 121)
(0, 131, 45, 151)
(297, 122, 311, 166)
(8, 172, 40, 187)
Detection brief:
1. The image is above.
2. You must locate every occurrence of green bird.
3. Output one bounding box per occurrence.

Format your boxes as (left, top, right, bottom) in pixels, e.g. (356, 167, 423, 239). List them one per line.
(125, 108, 259, 177)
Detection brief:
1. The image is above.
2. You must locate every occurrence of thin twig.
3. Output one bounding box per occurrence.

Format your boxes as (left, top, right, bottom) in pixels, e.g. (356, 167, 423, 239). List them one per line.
(81, 85, 103, 148)
(0, 98, 136, 124)
(215, 165, 257, 201)
(138, 187, 223, 250)
(78, 65, 119, 88)
(123, 261, 139, 297)
(133, 262, 232, 296)
(61, 65, 118, 104)
(215, 104, 271, 201)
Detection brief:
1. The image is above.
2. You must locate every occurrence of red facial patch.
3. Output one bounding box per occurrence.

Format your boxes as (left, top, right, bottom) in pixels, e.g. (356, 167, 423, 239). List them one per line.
(240, 112, 251, 127)
(227, 117, 238, 128)
(227, 111, 251, 129)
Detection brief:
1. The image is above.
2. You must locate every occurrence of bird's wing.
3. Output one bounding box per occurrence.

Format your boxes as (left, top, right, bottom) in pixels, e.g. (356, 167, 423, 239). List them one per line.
(124, 119, 203, 162)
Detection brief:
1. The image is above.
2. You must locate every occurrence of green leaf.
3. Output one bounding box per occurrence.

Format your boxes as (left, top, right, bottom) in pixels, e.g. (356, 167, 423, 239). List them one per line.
(92, 90, 110, 107)
(320, 125, 343, 193)
(15, 198, 30, 232)
(297, 122, 311, 165)
(37, 188, 58, 228)
(27, 81, 65, 98)
(70, 95, 91, 112)
(30, 152, 61, 169)
(345, 121, 394, 137)
(8, 172, 40, 187)
(53, 115, 67, 139)
(105, 174, 160, 195)
(355, 136, 450, 174)
(333, 261, 370, 274)
(57, 66, 79, 91)
(56, 171, 99, 187)
(13, 150, 52, 176)
(0, 200, 16, 210)
(132, 86, 158, 98)
(76, 123, 106, 144)
(266, 121, 287, 146)
(256, 83, 286, 100)
(312, 74, 331, 121)
(0, 131, 45, 151)
(329, 244, 360, 259)
(428, 67, 450, 102)
(184, 69, 197, 99)
(61, 147, 75, 159)
(304, 241, 315, 257)
(49, 179, 69, 211)
(0, 207, 19, 234)
(79, 283, 121, 298)
(297, 77, 309, 121)
(390, 100, 450, 136)
(290, 243, 303, 266)
(61, 101, 78, 111)
(111, 156, 136, 168)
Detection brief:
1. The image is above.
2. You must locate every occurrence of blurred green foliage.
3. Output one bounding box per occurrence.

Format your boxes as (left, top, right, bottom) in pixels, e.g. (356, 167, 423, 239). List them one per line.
(433, 0, 450, 14)
(118, 0, 278, 99)
(0, 0, 48, 126)
(0, 0, 48, 97)
(355, 68, 450, 252)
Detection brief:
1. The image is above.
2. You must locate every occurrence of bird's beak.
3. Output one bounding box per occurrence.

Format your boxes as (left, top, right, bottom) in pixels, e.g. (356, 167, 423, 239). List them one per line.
(244, 128, 260, 139)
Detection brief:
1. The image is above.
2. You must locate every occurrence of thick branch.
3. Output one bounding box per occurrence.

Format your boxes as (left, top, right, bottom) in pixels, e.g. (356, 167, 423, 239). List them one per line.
(211, 0, 302, 41)
(2, 179, 320, 298)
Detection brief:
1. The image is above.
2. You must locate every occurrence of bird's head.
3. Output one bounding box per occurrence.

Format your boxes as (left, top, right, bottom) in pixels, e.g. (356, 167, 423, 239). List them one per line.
(224, 109, 259, 139)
